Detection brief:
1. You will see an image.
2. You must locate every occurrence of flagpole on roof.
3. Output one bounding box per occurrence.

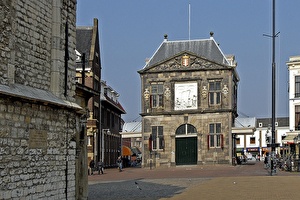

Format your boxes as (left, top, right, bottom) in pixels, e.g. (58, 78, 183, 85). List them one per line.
(188, 3, 191, 40)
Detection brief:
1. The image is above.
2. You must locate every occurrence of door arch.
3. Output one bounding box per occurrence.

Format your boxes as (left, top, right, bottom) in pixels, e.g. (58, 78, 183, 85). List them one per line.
(175, 124, 198, 165)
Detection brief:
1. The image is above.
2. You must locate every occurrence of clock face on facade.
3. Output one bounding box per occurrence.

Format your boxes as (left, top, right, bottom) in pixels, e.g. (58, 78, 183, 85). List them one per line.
(174, 82, 197, 110)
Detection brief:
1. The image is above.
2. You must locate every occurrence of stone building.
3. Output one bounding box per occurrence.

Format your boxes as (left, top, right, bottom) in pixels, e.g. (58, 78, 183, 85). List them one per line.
(76, 18, 102, 167)
(100, 80, 126, 167)
(76, 19, 126, 168)
(0, 1, 90, 199)
(138, 34, 239, 167)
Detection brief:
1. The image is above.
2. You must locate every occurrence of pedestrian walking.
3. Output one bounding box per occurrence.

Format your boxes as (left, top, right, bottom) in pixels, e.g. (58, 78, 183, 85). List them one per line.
(264, 156, 268, 168)
(117, 156, 122, 172)
(98, 161, 104, 174)
(89, 160, 95, 175)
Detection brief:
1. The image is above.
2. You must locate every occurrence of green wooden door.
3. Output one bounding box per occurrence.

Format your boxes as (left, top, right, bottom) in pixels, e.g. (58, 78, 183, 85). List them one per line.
(175, 137, 197, 165)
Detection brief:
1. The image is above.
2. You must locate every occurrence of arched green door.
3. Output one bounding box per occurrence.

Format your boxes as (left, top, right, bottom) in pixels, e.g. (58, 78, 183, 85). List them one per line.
(175, 124, 198, 165)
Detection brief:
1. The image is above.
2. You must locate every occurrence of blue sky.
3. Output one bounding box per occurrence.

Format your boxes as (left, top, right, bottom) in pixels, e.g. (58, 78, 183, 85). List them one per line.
(76, 0, 300, 122)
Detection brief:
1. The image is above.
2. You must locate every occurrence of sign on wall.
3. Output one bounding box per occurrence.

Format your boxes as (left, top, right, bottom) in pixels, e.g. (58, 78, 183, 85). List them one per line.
(174, 82, 197, 110)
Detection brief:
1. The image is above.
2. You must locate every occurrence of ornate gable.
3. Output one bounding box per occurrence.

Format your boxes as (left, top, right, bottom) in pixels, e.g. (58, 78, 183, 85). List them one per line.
(144, 53, 230, 73)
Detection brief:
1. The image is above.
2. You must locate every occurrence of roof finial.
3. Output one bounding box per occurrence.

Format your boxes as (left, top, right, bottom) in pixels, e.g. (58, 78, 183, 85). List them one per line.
(210, 31, 214, 38)
(164, 34, 168, 41)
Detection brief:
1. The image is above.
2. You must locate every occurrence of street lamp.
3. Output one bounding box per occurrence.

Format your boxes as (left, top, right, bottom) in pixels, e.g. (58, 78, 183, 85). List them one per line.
(101, 129, 110, 164)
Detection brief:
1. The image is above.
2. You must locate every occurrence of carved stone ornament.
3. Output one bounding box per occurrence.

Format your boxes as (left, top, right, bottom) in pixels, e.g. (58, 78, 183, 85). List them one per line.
(147, 55, 225, 72)
(222, 84, 229, 95)
(164, 87, 171, 100)
(181, 55, 190, 67)
(201, 86, 207, 99)
(144, 88, 150, 100)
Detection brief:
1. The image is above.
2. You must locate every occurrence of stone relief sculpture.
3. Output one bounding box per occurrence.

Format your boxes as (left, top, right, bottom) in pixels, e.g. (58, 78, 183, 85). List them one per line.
(222, 84, 229, 96)
(144, 88, 150, 101)
(164, 87, 171, 101)
(201, 86, 207, 99)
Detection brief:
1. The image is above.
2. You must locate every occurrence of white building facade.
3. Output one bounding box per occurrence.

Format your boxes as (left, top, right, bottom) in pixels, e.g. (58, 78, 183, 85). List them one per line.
(233, 117, 289, 159)
(286, 56, 300, 157)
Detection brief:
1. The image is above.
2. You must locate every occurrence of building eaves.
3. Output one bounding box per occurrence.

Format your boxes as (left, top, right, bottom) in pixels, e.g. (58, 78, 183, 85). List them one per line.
(102, 94, 126, 114)
(0, 84, 82, 111)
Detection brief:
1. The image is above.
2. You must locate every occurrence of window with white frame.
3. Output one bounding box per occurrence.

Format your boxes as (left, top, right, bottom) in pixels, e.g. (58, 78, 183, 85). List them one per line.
(209, 80, 221, 105)
(295, 76, 300, 98)
(150, 83, 164, 108)
(208, 123, 223, 148)
(152, 126, 164, 150)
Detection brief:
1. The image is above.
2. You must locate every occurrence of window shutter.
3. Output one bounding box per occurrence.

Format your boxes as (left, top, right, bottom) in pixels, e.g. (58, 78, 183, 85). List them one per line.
(150, 95, 152, 108)
(207, 135, 210, 150)
(221, 134, 224, 149)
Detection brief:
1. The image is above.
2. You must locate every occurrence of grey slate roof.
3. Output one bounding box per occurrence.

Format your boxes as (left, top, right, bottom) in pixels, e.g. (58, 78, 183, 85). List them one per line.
(144, 38, 229, 68)
(76, 27, 93, 60)
(122, 121, 142, 133)
(235, 117, 256, 128)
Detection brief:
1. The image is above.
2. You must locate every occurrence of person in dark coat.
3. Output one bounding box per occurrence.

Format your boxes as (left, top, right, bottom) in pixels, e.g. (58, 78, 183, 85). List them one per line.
(89, 160, 95, 175)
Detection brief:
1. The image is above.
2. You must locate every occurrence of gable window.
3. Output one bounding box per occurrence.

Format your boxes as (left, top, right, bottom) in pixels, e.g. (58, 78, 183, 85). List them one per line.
(209, 80, 221, 105)
(208, 123, 223, 148)
(295, 76, 300, 98)
(150, 83, 164, 108)
(152, 126, 164, 150)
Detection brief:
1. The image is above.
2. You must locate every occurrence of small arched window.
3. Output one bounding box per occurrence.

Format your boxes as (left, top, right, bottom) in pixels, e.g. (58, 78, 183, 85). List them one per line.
(176, 124, 197, 135)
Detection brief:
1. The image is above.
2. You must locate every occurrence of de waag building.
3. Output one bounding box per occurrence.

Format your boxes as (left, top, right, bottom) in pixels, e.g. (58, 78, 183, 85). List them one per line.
(138, 33, 239, 167)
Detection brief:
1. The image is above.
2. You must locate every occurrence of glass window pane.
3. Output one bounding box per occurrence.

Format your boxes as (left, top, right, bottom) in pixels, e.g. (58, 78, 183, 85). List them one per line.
(216, 82, 221, 90)
(216, 123, 221, 133)
(152, 127, 157, 150)
(158, 126, 163, 136)
(216, 92, 221, 104)
(152, 85, 158, 93)
(209, 93, 214, 104)
(176, 125, 185, 135)
(187, 124, 196, 134)
(158, 95, 163, 106)
(210, 135, 214, 147)
(209, 82, 214, 91)
(158, 84, 164, 93)
(209, 124, 214, 133)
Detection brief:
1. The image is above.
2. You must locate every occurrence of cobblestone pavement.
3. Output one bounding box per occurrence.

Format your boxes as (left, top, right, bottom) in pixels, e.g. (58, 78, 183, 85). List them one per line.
(88, 161, 300, 200)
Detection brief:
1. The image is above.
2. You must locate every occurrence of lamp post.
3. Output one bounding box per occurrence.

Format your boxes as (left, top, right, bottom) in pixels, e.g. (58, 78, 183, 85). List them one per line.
(263, 0, 280, 176)
(101, 129, 110, 165)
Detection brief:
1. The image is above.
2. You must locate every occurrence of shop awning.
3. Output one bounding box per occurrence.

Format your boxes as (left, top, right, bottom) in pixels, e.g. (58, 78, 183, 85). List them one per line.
(282, 135, 297, 144)
(122, 146, 132, 156)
